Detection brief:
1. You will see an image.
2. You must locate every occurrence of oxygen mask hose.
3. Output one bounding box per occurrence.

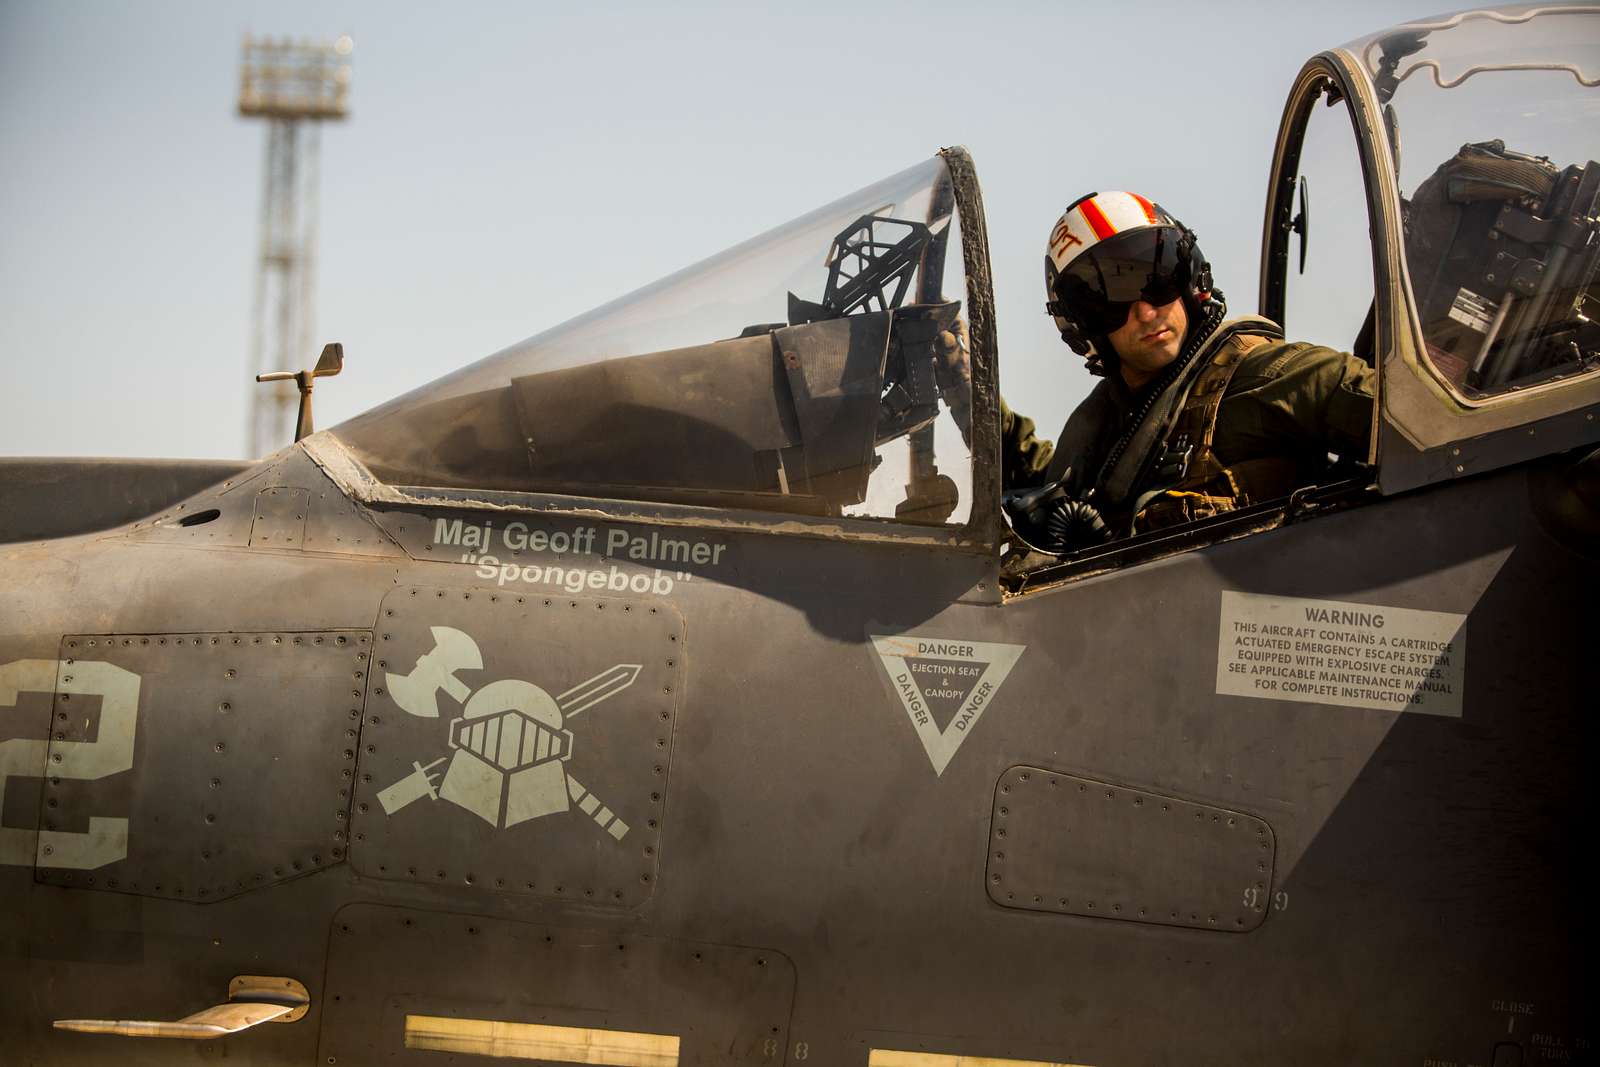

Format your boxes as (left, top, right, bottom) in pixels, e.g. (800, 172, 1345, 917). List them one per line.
(1044, 498, 1111, 551)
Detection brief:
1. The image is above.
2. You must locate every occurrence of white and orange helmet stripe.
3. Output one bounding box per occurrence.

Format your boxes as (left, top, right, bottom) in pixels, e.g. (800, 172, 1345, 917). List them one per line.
(1046, 191, 1173, 273)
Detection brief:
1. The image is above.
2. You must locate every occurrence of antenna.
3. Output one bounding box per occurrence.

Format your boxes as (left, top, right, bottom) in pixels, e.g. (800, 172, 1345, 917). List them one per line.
(237, 33, 352, 456)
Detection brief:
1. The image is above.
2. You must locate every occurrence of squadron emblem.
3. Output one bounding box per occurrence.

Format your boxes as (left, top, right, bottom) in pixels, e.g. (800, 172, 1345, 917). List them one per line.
(375, 626, 640, 839)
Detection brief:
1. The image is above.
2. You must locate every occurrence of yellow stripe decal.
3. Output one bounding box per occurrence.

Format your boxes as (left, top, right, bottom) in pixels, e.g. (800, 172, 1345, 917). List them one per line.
(868, 1051, 1095, 1067)
(404, 1015, 679, 1066)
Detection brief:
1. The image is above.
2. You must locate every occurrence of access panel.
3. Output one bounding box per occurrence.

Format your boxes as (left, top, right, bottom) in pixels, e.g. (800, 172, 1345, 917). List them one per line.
(319, 904, 795, 1065)
(350, 587, 684, 908)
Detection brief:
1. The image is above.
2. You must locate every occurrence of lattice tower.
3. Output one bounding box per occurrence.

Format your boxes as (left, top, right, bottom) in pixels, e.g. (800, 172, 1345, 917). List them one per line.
(237, 34, 351, 456)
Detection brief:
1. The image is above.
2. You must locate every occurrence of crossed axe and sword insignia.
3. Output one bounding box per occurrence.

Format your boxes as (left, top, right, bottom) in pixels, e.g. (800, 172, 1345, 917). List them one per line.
(376, 626, 641, 839)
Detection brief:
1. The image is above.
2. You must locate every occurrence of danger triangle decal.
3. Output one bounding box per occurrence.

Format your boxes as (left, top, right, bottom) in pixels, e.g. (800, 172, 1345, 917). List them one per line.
(870, 634, 1026, 776)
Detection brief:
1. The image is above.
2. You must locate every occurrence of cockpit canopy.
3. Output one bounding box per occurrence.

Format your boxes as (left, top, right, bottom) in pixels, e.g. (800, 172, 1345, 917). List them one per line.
(1348, 5, 1600, 399)
(332, 157, 975, 526)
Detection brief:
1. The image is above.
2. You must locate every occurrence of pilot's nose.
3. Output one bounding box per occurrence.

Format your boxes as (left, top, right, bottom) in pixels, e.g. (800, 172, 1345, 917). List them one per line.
(1131, 300, 1160, 323)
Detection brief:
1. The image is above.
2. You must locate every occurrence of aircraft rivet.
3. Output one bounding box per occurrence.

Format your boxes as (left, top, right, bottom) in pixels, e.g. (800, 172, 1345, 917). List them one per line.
(210, 777, 221, 788)
(46, 798, 56, 809)
(205, 814, 216, 824)
(215, 742, 225, 753)
(219, 702, 231, 712)
(1456, 465, 1465, 473)
(51, 754, 61, 763)
(42, 845, 52, 857)
(53, 732, 63, 741)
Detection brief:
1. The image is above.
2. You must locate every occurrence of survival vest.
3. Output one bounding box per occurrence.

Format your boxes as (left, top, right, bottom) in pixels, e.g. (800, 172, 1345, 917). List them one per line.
(1133, 331, 1303, 530)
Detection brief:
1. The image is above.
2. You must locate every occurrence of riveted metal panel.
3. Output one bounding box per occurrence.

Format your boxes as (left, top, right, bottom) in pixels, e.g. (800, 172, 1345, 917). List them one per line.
(301, 486, 403, 557)
(319, 904, 793, 1065)
(36, 630, 371, 900)
(987, 766, 1275, 932)
(350, 587, 682, 906)
(251, 486, 309, 548)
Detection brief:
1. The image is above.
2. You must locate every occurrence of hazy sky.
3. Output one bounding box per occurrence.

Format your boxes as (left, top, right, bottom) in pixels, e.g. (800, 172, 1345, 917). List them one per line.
(0, 0, 1442, 460)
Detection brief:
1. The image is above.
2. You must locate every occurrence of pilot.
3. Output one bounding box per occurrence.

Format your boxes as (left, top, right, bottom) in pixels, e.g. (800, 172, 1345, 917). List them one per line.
(1001, 191, 1376, 548)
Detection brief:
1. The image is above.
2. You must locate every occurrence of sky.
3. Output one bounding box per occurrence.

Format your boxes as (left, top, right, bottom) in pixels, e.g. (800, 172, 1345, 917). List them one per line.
(0, 0, 1447, 460)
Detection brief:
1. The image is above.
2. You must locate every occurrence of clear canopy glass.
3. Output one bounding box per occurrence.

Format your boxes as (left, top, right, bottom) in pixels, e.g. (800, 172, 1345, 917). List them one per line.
(333, 157, 974, 526)
(1347, 5, 1600, 398)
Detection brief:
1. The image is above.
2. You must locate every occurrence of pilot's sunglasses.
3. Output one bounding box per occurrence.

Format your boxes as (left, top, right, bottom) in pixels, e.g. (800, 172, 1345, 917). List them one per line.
(1050, 228, 1191, 336)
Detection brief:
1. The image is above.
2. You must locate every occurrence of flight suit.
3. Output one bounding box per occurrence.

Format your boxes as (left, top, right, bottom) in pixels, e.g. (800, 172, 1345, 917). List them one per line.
(1002, 319, 1375, 532)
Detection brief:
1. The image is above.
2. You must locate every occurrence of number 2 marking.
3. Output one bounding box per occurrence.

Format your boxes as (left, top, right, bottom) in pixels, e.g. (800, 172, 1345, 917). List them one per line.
(0, 659, 139, 869)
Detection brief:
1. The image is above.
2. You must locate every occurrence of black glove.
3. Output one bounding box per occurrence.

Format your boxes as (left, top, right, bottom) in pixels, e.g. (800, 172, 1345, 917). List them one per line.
(1003, 475, 1112, 555)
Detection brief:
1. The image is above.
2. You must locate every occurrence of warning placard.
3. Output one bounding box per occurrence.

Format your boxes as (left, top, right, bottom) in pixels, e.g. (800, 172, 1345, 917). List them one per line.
(1216, 591, 1466, 717)
(870, 635, 1026, 776)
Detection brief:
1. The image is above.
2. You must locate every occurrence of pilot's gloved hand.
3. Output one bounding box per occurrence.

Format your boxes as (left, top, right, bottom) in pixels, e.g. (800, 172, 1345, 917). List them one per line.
(1003, 473, 1112, 556)
(934, 319, 973, 442)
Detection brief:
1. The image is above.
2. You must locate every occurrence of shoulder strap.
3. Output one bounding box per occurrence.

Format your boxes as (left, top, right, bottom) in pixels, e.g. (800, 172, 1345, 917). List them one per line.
(1176, 332, 1274, 487)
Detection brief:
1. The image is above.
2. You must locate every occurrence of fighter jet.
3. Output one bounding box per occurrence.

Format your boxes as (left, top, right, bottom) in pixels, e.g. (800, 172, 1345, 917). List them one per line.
(1, 5, 1594, 1064)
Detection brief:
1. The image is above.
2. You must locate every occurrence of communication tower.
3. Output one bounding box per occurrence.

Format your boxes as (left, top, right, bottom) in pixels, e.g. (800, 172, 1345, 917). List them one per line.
(237, 34, 352, 456)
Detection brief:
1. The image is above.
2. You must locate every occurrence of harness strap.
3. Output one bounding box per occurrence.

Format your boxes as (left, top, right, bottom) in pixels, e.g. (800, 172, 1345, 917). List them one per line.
(1136, 333, 1304, 529)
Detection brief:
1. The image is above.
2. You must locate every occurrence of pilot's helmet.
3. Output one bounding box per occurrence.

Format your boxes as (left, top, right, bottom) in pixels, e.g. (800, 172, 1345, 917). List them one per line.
(1044, 191, 1215, 375)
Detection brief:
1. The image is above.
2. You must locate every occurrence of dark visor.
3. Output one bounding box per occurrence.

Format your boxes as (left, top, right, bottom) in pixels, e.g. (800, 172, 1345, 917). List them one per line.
(1049, 227, 1191, 336)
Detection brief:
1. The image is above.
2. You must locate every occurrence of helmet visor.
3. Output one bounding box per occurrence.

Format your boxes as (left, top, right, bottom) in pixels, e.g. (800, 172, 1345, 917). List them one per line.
(1050, 227, 1191, 337)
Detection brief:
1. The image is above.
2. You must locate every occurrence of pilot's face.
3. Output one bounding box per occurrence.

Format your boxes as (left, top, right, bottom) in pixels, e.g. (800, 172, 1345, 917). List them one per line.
(1108, 297, 1188, 390)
